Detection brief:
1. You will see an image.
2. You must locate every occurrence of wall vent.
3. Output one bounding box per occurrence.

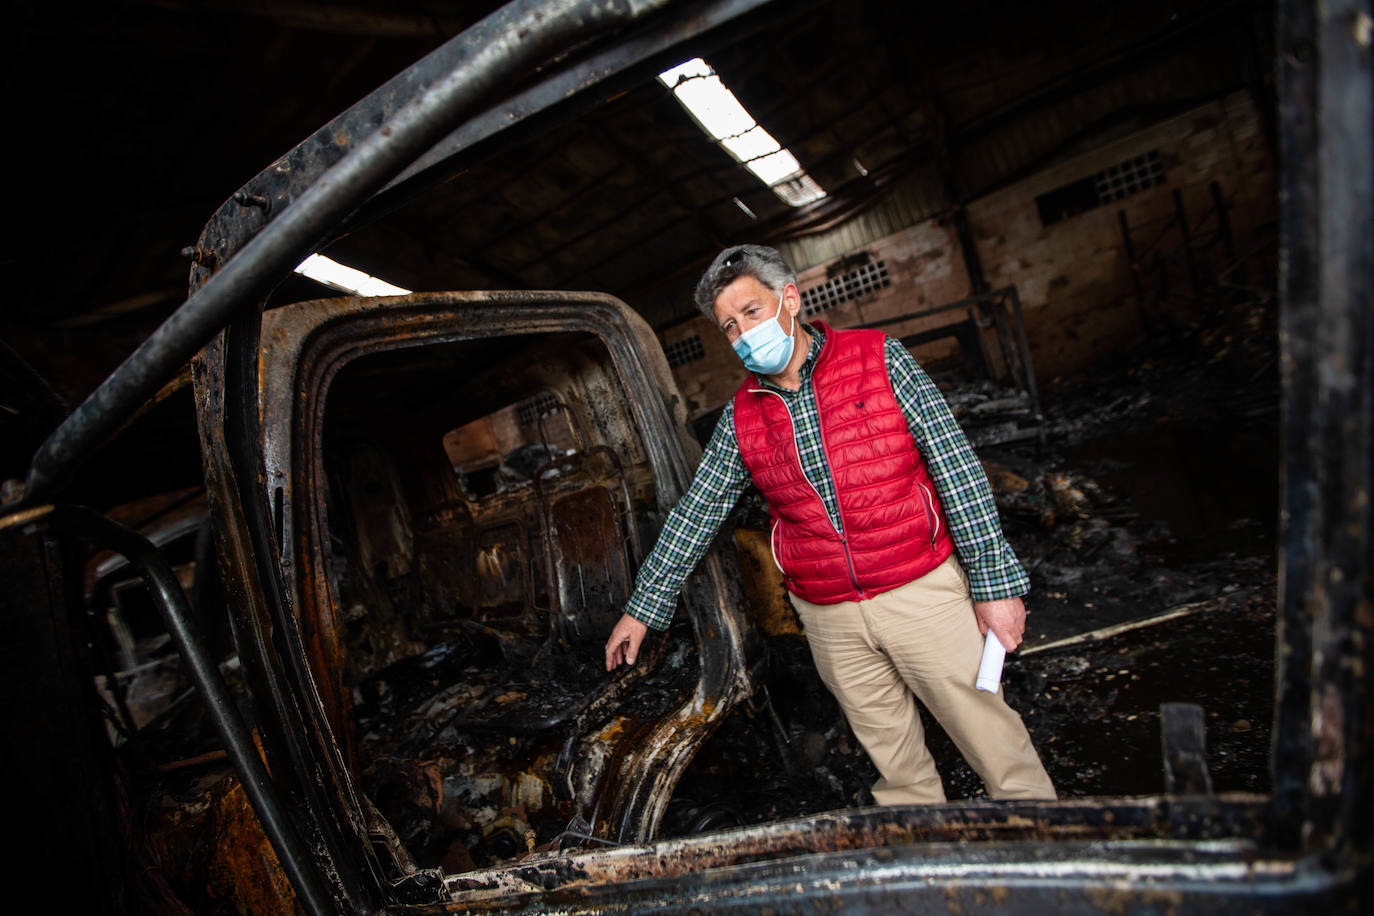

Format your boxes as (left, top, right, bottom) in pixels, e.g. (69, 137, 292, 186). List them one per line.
(1036, 150, 1165, 226)
(517, 392, 562, 427)
(799, 259, 890, 316)
(664, 334, 706, 368)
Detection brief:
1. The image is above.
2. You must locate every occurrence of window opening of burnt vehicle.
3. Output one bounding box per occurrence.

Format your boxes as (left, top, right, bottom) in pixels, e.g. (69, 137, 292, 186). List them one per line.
(88, 505, 225, 746)
(313, 325, 700, 871)
(442, 391, 576, 498)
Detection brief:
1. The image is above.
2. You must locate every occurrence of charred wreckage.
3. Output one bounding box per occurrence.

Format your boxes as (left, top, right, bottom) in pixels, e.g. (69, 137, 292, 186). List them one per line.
(1, 0, 1370, 913)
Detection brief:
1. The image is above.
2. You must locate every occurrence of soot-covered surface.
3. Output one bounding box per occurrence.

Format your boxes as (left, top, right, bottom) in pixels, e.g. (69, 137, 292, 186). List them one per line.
(351, 629, 702, 869)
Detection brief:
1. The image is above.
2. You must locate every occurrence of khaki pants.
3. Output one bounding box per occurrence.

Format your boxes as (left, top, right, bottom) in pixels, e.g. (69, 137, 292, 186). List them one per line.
(790, 556, 1056, 805)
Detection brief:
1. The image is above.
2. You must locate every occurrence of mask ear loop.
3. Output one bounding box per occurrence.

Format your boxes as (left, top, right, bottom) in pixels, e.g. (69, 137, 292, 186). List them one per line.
(775, 289, 797, 376)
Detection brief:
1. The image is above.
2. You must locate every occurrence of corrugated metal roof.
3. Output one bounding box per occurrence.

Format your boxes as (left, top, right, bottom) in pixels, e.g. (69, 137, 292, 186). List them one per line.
(779, 173, 949, 273)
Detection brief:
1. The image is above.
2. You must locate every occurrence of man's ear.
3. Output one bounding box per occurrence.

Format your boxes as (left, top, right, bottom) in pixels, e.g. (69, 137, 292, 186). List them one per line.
(782, 282, 802, 316)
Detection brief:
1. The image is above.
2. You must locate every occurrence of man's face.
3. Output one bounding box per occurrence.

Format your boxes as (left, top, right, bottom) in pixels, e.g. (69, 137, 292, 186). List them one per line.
(712, 274, 798, 344)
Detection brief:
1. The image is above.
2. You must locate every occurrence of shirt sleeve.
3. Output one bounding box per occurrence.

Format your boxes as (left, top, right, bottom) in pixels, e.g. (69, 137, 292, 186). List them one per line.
(622, 404, 752, 630)
(883, 337, 1031, 601)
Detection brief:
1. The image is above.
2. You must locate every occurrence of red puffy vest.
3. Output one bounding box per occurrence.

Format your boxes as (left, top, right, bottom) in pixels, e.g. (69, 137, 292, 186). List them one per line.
(732, 323, 954, 605)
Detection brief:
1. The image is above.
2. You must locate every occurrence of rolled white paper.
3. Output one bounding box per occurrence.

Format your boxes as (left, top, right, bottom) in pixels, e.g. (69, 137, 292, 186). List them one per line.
(975, 633, 1007, 693)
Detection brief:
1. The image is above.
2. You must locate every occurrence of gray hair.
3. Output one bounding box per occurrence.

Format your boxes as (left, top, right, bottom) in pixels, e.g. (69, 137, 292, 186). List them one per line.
(693, 244, 797, 319)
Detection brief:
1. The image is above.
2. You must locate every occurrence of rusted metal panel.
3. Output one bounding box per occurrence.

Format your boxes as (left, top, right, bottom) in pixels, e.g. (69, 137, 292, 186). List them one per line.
(0, 504, 334, 915)
(1276, 0, 1374, 858)
(732, 528, 802, 637)
(432, 798, 1281, 910)
(438, 844, 1349, 914)
(148, 773, 299, 914)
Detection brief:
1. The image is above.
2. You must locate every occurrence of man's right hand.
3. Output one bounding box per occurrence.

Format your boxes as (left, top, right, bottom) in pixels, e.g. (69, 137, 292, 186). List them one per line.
(605, 612, 649, 671)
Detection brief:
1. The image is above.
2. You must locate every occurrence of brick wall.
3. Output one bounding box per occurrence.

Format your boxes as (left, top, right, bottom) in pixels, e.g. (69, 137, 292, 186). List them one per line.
(968, 89, 1276, 378)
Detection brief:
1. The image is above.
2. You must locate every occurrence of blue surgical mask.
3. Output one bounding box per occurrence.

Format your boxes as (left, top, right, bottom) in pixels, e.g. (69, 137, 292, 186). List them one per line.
(732, 291, 796, 376)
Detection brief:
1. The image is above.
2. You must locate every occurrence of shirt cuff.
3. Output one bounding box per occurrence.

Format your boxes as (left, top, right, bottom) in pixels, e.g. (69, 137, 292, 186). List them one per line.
(624, 590, 675, 631)
(962, 541, 1031, 602)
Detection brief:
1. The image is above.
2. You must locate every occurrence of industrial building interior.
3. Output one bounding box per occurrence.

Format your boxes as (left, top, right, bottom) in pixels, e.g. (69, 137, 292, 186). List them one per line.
(2, 0, 1309, 911)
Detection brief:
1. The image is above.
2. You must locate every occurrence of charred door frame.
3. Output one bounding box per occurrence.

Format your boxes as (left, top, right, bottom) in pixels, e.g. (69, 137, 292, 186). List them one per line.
(1272, 0, 1372, 860)
(250, 288, 756, 839)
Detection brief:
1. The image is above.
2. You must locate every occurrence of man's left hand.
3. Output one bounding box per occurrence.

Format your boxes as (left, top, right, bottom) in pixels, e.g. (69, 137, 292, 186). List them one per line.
(974, 596, 1026, 652)
(605, 612, 649, 671)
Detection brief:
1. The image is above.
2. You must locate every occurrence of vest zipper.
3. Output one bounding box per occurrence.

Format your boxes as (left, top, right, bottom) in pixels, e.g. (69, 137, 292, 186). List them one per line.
(918, 481, 939, 549)
(752, 388, 865, 598)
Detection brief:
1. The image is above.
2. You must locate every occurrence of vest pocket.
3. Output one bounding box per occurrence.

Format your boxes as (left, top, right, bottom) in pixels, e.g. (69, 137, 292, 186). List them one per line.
(917, 482, 939, 548)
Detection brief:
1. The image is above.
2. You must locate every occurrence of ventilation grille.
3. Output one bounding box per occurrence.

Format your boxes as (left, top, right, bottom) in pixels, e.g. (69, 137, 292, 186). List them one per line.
(800, 260, 890, 316)
(664, 334, 705, 368)
(1037, 150, 1165, 226)
(517, 392, 562, 427)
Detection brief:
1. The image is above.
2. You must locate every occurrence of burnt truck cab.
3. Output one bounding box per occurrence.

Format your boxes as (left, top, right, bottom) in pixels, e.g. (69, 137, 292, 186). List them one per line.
(194, 288, 759, 885)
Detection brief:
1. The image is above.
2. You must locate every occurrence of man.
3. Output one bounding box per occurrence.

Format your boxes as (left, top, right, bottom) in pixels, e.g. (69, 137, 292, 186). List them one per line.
(604, 244, 1055, 804)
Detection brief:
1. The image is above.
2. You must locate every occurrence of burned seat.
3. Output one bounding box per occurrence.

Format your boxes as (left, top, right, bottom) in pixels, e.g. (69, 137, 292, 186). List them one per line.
(443, 444, 653, 736)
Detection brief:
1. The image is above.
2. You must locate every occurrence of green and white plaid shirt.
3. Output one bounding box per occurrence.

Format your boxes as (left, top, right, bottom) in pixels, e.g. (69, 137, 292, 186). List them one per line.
(625, 325, 1029, 630)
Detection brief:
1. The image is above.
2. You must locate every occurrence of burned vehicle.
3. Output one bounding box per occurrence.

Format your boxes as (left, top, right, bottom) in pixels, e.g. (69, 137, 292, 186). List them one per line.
(243, 289, 758, 866)
(2, 0, 1370, 912)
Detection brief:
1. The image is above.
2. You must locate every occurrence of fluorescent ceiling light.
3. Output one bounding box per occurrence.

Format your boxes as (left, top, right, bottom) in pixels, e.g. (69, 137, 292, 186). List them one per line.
(294, 254, 411, 296)
(659, 58, 826, 207)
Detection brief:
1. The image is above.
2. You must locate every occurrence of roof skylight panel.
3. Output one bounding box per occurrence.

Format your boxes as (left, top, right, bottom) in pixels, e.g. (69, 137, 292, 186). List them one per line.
(294, 254, 411, 297)
(659, 58, 826, 207)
